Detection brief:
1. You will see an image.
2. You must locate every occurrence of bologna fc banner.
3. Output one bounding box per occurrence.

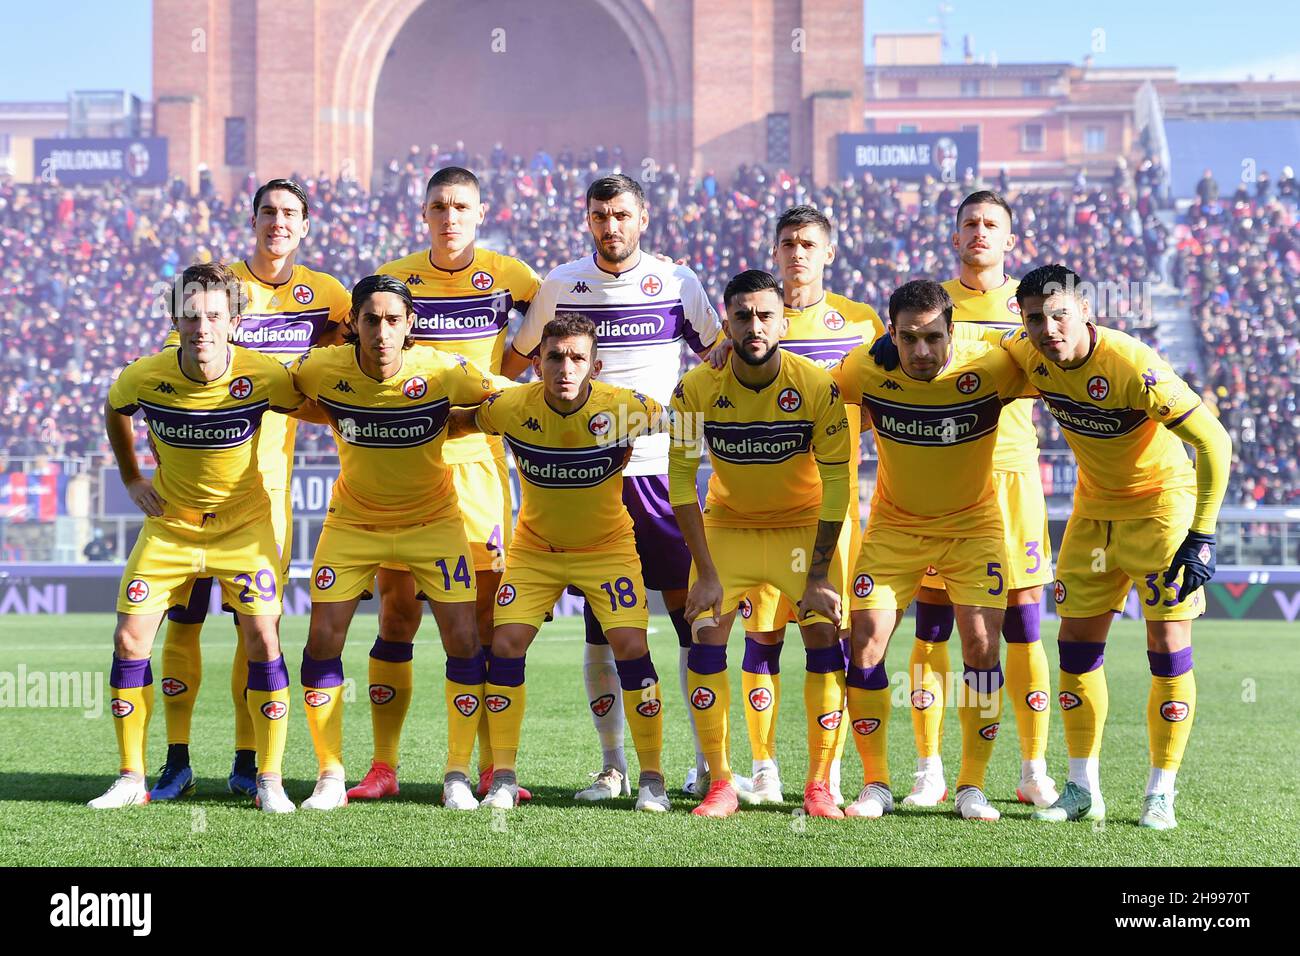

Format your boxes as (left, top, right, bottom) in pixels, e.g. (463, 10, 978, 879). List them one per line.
(837, 132, 978, 183)
(34, 138, 168, 186)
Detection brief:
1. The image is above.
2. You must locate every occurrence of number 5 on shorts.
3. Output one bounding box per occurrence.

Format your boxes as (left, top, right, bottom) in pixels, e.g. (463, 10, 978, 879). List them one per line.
(987, 562, 1004, 596)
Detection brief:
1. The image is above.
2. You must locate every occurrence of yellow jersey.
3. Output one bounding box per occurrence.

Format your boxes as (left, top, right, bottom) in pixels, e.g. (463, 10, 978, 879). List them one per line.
(833, 337, 1032, 538)
(669, 350, 851, 529)
(291, 344, 498, 528)
(1002, 324, 1201, 520)
(163, 261, 350, 490)
(476, 380, 664, 552)
(108, 346, 303, 512)
(944, 276, 1040, 473)
(377, 247, 541, 465)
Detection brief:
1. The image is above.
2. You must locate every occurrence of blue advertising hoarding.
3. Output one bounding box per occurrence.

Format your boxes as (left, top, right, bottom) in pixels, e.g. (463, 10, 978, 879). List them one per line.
(34, 137, 168, 186)
(838, 131, 978, 183)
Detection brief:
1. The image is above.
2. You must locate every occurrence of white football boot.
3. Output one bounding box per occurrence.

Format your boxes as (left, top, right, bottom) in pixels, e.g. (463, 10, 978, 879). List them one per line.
(301, 774, 348, 811)
(844, 783, 895, 819)
(954, 785, 1000, 821)
(87, 773, 150, 809)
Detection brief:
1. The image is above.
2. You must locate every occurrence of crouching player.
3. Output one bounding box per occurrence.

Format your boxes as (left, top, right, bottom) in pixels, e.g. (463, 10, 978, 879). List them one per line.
(93, 262, 305, 813)
(1006, 265, 1231, 829)
(460, 314, 670, 812)
(833, 279, 1036, 821)
(670, 270, 852, 820)
(291, 274, 504, 811)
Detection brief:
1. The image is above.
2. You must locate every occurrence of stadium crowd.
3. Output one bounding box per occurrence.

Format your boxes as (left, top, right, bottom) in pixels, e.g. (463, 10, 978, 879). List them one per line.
(0, 144, 1294, 504)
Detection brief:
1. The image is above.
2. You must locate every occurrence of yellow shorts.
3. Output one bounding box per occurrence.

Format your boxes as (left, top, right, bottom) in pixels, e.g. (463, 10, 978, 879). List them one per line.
(852, 525, 1007, 611)
(312, 515, 477, 605)
(494, 539, 648, 632)
(1053, 496, 1204, 622)
(453, 457, 513, 573)
(924, 469, 1052, 594)
(690, 525, 835, 628)
(118, 496, 283, 616)
(742, 515, 860, 632)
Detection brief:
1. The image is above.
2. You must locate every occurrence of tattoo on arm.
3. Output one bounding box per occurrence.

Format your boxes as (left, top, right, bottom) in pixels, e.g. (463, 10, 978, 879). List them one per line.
(809, 519, 843, 579)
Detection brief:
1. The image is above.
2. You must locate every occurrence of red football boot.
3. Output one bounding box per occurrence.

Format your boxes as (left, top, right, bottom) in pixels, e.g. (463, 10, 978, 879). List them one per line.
(803, 781, 845, 818)
(346, 761, 398, 800)
(691, 779, 740, 818)
(477, 765, 532, 802)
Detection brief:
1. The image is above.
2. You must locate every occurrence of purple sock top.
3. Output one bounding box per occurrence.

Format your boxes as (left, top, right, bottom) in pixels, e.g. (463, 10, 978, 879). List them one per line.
(847, 662, 889, 690)
(1148, 646, 1194, 678)
(614, 653, 659, 692)
(370, 636, 414, 663)
(839, 636, 851, 669)
(742, 637, 783, 675)
(962, 663, 1005, 693)
(447, 652, 488, 686)
(488, 654, 525, 688)
(915, 601, 955, 642)
(247, 656, 289, 692)
(667, 607, 693, 649)
(1002, 602, 1042, 644)
(110, 656, 152, 689)
(300, 651, 344, 689)
(687, 643, 727, 676)
(805, 644, 845, 674)
(1059, 641, 1106, 675)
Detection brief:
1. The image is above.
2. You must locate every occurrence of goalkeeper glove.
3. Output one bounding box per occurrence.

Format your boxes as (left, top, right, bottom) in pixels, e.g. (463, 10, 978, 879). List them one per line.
(1163, 530, 1216, 603)
(868, 332, 900, 371)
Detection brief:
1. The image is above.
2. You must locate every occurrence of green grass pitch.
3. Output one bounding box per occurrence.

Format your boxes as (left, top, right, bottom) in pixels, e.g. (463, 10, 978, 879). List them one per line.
(1, 615, 1295, 866)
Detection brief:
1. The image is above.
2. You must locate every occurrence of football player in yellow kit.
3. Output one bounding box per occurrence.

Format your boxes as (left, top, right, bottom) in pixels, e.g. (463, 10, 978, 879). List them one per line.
(355, 168, 541, 802)
(92, 262, 306, 813)
(153, 180, 349, 802)
(1005, 265, 1231, 829)
(905, 191, 1059, 810)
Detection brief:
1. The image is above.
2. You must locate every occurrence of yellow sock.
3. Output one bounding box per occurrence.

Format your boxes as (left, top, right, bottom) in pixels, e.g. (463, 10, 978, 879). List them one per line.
(687, 644, 731, 782)
(1006, 639, 1051, 762)
(831, 637, 850, 764)
(909, 638, 948, 759)
(804, 645, 846, 783)
(161, 620, 203, 745)
(741, 669, 779, 762)
(446, 651, 488, 777)
(368, 638, 414, 767)
(245, 656, 290, 777)
(482, 654, 524, 772)
(1148, 652, 1196, 772)
(1058, 643, 1108, 764)
(622, 684, 663, 775)
(301, 653, 346, 777)
(476, 682, 493, 775)
(109, 657, 153, 775)
(231, 623, 254, 752)
(956, 665, 1003, 790)
(846, 682, 891, 787)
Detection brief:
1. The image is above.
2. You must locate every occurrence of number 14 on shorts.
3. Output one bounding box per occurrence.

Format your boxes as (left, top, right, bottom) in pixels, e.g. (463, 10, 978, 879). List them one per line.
(436, 556, 473, 591)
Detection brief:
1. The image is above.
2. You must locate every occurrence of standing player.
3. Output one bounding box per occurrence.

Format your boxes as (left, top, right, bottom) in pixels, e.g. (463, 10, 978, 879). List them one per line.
(503, 175, 724, 800)
(834, 279, 1036, 822)
(152, 179, 349, 801)
(291, 274, 504, 811)
(457, 314, 669, 812)
(1005, 265, 1230, 829)
(903, 190, 1058, 809)
(727, 205, 884, 805)
(93, 262, 304, 813)
(670, 270, 851, 820)
(360, 167, 541, 801)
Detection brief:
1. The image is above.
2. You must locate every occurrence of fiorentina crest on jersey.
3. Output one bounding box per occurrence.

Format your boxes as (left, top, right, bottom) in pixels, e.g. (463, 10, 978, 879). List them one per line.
(314, 566, 336, 590)
(777, 387, 802, 412)
(125, 579, 150, 604)
(739, 597, 753, 618)
(823, 310, 845, 331)
(402, 377, 427, 400)
(1086, 376, 1110, 401)
(471, 270, 494, 291)
(228, 376, 254, 400)
(748, 687, 772, 711)
(910, 689, 936, 710)
(640, 274, 662, 297)
(496, 584, 516, 605)
(292, 283, 314, 305)
(588, 411, 612, 436)
(853, 573, 873, 599)
(955, 371, 981, 395)
(1026, 690, 1049, 712)
(486, 694, 511, 713)
(1053, 581, 1067, 604)
(1006, 297, 1021, 315)
(110, 698, 134, 718)
(1059, 691, 1082, 710)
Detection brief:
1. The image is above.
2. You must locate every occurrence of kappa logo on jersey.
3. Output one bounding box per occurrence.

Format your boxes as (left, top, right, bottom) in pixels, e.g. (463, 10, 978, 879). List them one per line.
(817, 710, 843, 731)
(590, 693, 615, 717)
(292, 283, 314, 305)
(471, 270, 494, 291)
(777, 387, 802, 412)
(160, 678, 187, 697)
(738, 597, 753, 619)
(402, 377, 428, 400)
(747, 687, 772, 711)
(369, 684, 396, 705)
(1160, 700, 1190, 722)
(713, 395, 735, 409)
(640, 274, 662, 297)
(853, 573, 874, 599)
(314, 566, 336, 590)
(110, 698, 134, 718)
(1034, 363, 1049, 377)
(1026, 690, 1049, 712)
(153, 381, 176, 394)
(495, 584, 517, 606)
(588, 412, 612, 436)
(303, 690, 332, 707)
(261, 700, 287, 720)
(1006, 297, 1021, 315)
(1086, 376, 1110, 401)
(690, 686, 716, 710)
(405, 274, 423, 285)
(333, 379, 355, 393)
(1059, 691, 1082, 710)
(910, 689, 936, 710)
(522, 417, 542, 432)
(881, 379, 903, 391)
(955, 371, 981, 395)
(1053, 580, 1067, 604)
(228, 376, 254, 400)
(978, 722, 1000, 741)
(453, 693, 479, 717)
(852, 717, 881, 736)
(823, 310, 846, 331)
(486, 694, 511, 713)
(636, 698, 662, 718)
(570, 281, 591, 294)
(125, 579, 150, 604)
(1142, 367, 1160, 389)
